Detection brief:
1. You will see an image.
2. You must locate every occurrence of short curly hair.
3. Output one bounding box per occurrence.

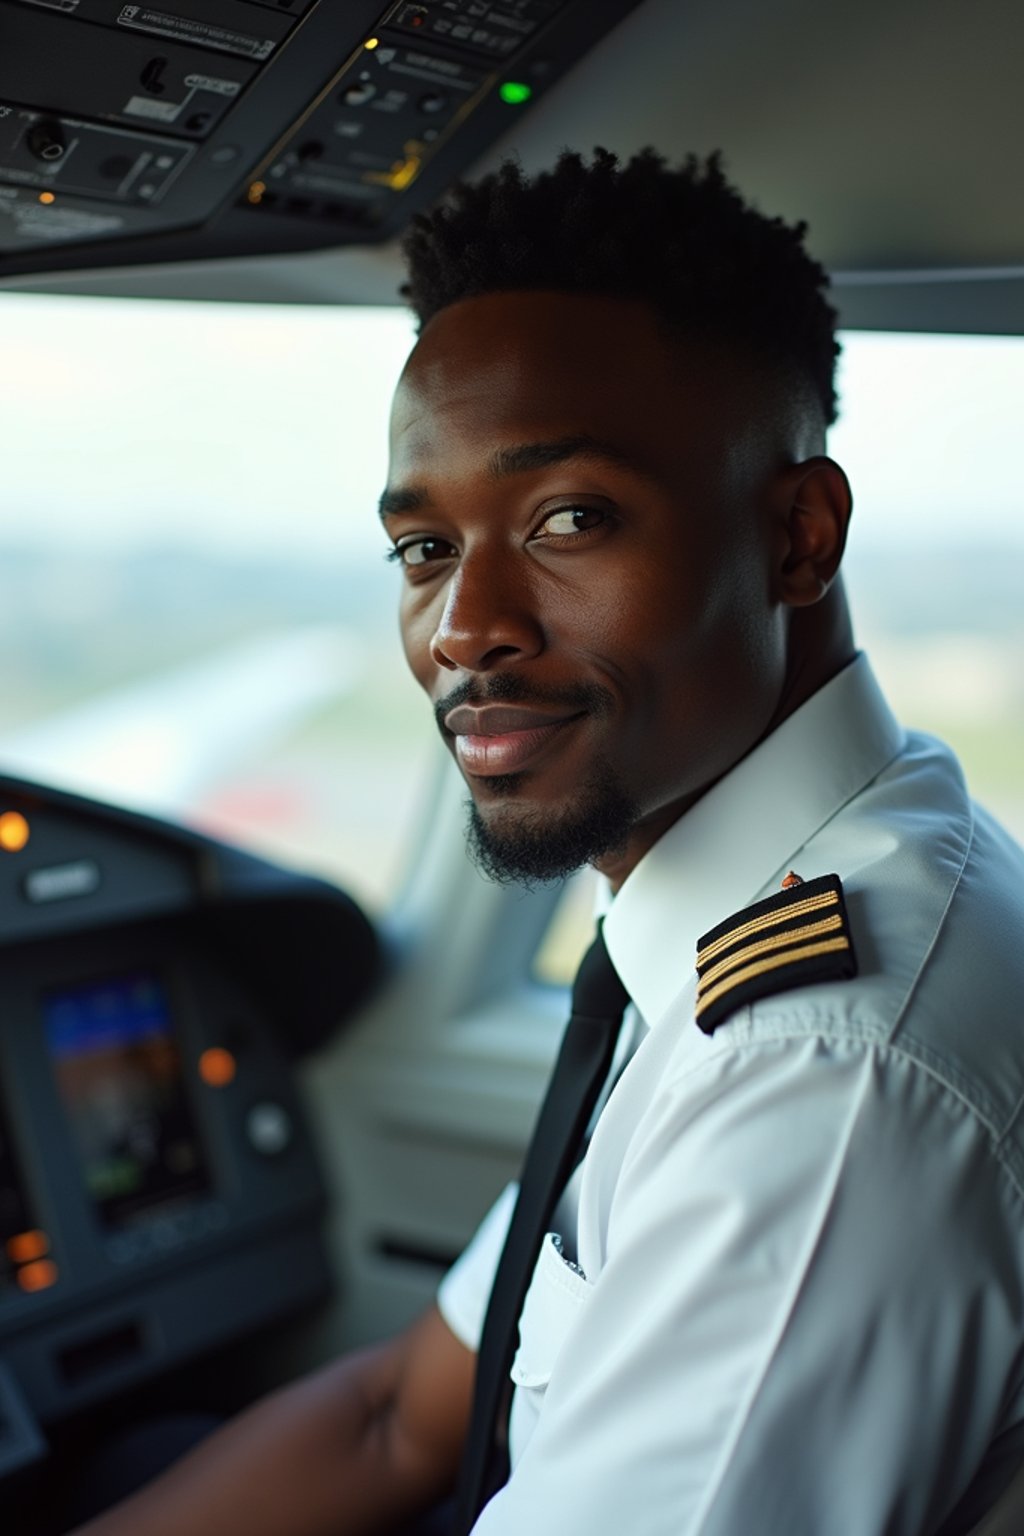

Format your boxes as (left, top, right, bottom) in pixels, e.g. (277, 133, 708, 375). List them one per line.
(400, 147, 840, 426)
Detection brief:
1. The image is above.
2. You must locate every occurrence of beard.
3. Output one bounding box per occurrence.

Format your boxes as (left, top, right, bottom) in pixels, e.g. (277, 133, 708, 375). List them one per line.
(464, 757, 638, 886)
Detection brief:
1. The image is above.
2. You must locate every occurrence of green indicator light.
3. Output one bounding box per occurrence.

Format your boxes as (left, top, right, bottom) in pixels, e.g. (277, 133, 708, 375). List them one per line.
(499, 81, 533, 105)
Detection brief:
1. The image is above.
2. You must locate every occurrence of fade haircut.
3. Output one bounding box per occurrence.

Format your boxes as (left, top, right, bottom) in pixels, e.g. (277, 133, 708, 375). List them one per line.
(400, 147, 840, 427)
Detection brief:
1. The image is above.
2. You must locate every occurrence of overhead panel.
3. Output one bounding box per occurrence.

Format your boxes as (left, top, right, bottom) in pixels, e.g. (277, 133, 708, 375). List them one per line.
(250, 40, 491, 228)
(0, 0, 644, 276)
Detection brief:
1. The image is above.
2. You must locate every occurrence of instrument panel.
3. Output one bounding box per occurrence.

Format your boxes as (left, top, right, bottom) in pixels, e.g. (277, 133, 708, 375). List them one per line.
(0, 774, 378, 1487)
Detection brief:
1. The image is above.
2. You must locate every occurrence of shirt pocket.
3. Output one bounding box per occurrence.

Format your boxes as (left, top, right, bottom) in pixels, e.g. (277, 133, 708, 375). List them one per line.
(510, 1231, 594, 1390)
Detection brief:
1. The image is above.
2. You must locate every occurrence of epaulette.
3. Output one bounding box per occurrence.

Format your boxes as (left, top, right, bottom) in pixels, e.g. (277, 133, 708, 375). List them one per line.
(694, 872, 858, 1036)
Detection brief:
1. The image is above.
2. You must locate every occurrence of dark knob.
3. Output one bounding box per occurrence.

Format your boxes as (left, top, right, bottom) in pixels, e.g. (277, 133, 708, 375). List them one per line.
(27, 120, 66, 163)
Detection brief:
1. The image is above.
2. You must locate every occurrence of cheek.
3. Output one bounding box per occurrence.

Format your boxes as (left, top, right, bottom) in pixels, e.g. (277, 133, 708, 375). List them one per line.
(398, 592, 439, 692)
(608, 545, 782, 739)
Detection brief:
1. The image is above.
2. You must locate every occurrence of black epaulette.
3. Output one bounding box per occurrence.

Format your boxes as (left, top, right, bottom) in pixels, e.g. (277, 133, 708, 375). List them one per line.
(694, 872, 857, 1036)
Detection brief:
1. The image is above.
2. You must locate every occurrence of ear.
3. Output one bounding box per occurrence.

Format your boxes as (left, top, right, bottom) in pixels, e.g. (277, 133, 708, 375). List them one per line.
(773, 456, 852, 607)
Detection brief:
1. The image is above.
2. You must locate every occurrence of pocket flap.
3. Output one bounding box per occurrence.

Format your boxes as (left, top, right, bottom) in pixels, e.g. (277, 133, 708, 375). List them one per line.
(510, 1232, 593, 1389)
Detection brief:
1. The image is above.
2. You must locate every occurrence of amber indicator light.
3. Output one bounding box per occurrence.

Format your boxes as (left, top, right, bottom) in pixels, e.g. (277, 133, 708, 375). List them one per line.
(6, 1229, 50, 1265)
(0, 811, 30, 852)
(199, 1047, 237, 1088)
(17, 1259, 58, 1293)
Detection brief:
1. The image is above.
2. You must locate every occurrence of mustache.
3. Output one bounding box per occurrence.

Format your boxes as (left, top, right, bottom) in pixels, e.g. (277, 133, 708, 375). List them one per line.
(433, 673, 614, 736)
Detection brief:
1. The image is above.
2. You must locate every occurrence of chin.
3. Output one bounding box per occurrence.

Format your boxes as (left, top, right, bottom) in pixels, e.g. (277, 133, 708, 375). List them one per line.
(464, 762, 638, 887)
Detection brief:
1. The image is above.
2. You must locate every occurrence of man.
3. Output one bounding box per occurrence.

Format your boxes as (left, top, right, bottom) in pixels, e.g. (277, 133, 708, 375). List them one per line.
(77, 150, 1024, 1536)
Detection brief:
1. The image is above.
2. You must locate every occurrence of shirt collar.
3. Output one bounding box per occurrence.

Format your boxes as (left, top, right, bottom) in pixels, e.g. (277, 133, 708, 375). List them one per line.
(601, 654, 905, 1030)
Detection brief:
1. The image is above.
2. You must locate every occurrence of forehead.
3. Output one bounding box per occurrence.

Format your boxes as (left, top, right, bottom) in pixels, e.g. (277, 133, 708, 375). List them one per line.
(388, 291, 727, 479)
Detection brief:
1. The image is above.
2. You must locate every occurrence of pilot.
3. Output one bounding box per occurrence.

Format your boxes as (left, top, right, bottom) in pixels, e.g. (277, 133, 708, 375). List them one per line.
(76, 150, 1024, 1536)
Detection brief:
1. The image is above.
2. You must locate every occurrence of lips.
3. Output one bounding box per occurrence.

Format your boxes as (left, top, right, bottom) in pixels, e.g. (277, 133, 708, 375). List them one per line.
(444, 704, 580, 736)
(443, 704, 585, 777)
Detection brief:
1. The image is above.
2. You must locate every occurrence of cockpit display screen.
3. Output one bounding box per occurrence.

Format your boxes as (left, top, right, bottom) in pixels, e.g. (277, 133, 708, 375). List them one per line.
(0, 1090, 40, 1296)
(44, 973, 209, 1228)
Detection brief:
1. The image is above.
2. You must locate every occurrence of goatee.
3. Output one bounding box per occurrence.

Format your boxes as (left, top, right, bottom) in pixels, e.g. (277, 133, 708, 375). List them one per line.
(465, 760, 638, 886)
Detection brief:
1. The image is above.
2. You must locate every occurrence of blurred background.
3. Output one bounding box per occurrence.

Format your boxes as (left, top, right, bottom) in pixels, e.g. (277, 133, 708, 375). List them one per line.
(0, 294, 1020, 934)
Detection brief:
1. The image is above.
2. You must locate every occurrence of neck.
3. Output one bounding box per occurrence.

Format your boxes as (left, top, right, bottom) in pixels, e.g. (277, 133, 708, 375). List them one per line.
(596, 582, 857, 893)
(764, 579, 857, 737)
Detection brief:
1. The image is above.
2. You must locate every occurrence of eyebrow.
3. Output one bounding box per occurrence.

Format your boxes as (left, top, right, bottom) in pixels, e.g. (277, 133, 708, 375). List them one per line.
(377, 433, 662, 522)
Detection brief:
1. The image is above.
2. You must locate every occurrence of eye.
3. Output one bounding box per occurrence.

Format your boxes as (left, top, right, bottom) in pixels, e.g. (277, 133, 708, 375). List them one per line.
(537, 504, 608, 539)
(387, 536, 457, 568)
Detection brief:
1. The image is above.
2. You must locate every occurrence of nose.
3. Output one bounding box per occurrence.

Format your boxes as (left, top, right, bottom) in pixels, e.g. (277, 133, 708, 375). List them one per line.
(430, 548, 545, 673)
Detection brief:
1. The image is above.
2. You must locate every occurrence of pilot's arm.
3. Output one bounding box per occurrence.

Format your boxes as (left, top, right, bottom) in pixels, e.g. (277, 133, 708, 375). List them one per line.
(72, 1301, 475, 1536)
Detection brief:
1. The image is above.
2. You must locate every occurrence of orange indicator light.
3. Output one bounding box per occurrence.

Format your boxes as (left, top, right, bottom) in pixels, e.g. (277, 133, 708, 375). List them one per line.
(247, 180, 267, 205)
(379, 155, 420, 190)
(17, 1259, 58, 1293)
(7, 1230, 50, 1265)
(38, 191, 56, 205)
(199, 1047, 237, 1088)
(0, 811, 30, 852)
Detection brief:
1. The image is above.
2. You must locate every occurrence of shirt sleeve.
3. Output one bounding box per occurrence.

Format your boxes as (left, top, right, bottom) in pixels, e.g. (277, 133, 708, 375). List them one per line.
(437, 1180, 517, 1352)
(475, 1035, 1024, 1536)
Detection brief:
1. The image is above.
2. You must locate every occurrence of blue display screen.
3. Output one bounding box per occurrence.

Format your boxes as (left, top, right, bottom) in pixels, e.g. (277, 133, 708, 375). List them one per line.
(44, 973, 209, 1228)
(46, 973, 172, 1060)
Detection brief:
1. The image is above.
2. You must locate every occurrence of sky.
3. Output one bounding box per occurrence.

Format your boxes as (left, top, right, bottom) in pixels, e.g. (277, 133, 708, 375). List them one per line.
(0, 292, 1022, 558)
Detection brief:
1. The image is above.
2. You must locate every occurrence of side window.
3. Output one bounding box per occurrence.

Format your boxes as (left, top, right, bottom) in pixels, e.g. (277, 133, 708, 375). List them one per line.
(832, 332, 1024, 847)
(534, 331, 1024, 987)
(533, 869, 599, 986)
(0, 295, 433, 913)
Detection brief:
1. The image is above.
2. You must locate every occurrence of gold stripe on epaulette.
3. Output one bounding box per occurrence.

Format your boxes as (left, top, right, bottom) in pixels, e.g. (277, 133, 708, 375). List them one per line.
(695, 935, 851, 1018)
(697, 913, 845, 993)
(695, 889, 840, 969)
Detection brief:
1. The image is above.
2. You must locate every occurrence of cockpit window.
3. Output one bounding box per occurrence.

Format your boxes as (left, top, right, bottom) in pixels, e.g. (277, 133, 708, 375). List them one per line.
(0, 303, 1020, 929)
(833, 332, 1024, 845)
(0, 293, 433, 912)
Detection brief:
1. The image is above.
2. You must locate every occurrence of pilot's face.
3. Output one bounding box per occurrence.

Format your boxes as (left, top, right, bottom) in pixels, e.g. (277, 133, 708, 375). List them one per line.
(385, 291, 789, 887)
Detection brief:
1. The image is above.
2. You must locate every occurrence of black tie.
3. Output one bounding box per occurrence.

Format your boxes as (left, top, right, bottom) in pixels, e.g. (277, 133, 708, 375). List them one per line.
(451, 923, 630, 1534)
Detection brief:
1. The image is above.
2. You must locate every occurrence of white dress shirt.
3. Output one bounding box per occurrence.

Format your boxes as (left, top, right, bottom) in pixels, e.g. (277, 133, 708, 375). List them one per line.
(438, 655, 1024, 1535)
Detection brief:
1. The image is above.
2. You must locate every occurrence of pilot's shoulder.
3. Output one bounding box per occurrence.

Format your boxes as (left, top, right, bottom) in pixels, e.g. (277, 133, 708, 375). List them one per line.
(705, 734, 1024, 1147)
